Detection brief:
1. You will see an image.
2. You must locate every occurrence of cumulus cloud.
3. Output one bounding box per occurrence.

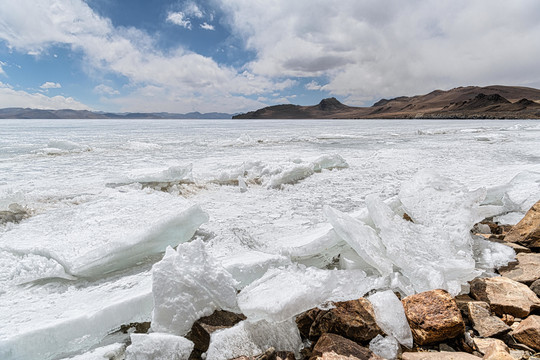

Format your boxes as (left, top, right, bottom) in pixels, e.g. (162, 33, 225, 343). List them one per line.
(40, 81, 61, 89)
(216, 0, 540, 104)
(200, 22, 215, 31)
(93, 84, 119, 95)
(167, 11, 191, 29)
(0, 81, 89, 109)
(305, 81, 322, 91)
(0, 60, 5, 75)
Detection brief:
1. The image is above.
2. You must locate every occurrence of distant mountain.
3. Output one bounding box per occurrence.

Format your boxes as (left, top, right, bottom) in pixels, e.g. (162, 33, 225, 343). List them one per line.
(0, 108, 233, 119)
(233, 85, 540, 119)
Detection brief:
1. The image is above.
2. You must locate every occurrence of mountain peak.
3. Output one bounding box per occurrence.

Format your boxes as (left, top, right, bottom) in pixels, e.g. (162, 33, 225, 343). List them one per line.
(317, 97, 346, 111)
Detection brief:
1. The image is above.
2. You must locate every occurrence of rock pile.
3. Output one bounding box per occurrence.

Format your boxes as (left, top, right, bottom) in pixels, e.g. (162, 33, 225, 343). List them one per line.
(122, 200, 540, 359)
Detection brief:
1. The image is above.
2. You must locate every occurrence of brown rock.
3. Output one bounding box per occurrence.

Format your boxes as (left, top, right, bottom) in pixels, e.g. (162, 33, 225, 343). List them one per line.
(309, 298, 383, 343)
(512, 315, 540, 351)
(402, 289, 465, 345)
(480, 338, 513, 360)
(498, 253, 540, 285)
(231, 348, 295, 360)
(310, 333, 383, 360)
(498, 241, 531, 254)
(531, 279, 540, 297)
(469, 276, 540, 317)
(501, 314, 514, 326)
(296, 308, 322, 339)
(504, 200, 540, 248)
(466, 302, 510, 338)
(401, 351, 481, 359)
(186, 321, 211, 353)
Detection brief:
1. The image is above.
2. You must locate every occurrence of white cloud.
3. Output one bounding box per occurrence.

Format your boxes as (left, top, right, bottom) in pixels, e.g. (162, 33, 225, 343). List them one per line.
(183, 2, 203, 18)
(93, 84, 119, 95)
(0, 60, 5, 75)
(166, 11, 191, 29)
(216, 0, 540, 104)
(40, 81, 61, 89)
(200, 22, 215, 31)
(305, 81, 322, 91)
(0, 81, 89, 109)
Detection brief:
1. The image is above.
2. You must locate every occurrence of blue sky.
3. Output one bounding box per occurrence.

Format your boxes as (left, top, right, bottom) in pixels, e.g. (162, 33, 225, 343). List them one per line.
(0, 0, 539, 113)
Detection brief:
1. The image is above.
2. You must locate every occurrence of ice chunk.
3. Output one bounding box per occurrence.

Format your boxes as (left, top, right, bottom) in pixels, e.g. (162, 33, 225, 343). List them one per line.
(206, 319, 302, 360)
(151, 240, 239, 335)
(311, 154, 349, 172)
(369, 334, 400, 360)
(484, 171, 540, 213)
(279, 226, 347, 268)
(324, 205, 393, 276)
(472, 236, 516, 273)
(237, 265, 383, 322)
(238, 176, 248, 193)
(267, 165, 314, 189)
(126, 164, 193, 184)
(60, 343, 126, 360)
(125, 333, 193, 360)
(493, 212, 524, 225)
(220, 250, 291, 288)
(368, 290, 413, 348)
(69, 204, 209, 278)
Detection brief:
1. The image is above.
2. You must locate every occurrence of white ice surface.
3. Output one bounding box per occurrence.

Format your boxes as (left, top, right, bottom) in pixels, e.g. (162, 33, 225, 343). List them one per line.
(1, 119, 539, 360)
(368, 290, 413, 348)
(60, 343, 126, 360)
(125, 333, 193, 360)
(206, 319, 302, 360)
(493, 212, 524, 225)
(151, 240, 239, 335)
(369, 335, 400, 360)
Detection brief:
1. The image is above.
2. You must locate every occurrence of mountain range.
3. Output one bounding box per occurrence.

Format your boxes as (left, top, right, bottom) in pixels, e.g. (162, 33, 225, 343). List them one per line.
(0, 108, 233, 119)
(233, 85, 540, 119)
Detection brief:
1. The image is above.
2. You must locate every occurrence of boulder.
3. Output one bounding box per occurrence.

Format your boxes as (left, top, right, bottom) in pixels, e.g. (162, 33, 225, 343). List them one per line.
(401, 351, 481, 359)
(231, 348, 295, 360)
(469, 276, 540, 317)
(512, 315, 540, 351)
(498, 253, 540, 285)
(466, 302, 510, 338)
(402, 290, 465, 345)
(310, 333, 383, 360)
(504, 200, 540, 248)
(296, 308, 322, 339)
(309, 298, 383, 343)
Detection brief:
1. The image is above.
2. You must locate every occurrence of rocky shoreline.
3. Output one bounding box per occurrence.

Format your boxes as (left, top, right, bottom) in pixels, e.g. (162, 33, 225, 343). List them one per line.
(113, 200, 540, 360)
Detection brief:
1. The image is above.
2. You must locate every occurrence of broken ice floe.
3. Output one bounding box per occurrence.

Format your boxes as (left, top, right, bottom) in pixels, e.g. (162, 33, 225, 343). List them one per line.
(125, 333, 193, 360)
(37, 139, 92, 156)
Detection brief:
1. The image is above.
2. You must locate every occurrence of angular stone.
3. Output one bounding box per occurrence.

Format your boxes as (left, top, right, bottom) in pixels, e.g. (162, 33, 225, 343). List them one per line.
(498, 241, 531, 254)
(498, 253, 540, 285)
(512, 315, 540, 351)
(469, 276, 540, 317)
(309, 298, 383, 343)
(402, 289, 465, 345)
(401, 351, 481, 359)
(198, 309, 246, 333)
(296, 308, 322, 339)
(531, 279, 540, 297)
(466, 302, 510, 338)
(504, 200, 540, 248)
(481, 338, 513, 360)
(310, 333, 383, 360)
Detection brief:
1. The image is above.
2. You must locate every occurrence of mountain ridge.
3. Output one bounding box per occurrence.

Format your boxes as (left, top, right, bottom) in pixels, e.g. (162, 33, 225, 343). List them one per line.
(0, 108, 233, 119)
(233, 85, 540, 119)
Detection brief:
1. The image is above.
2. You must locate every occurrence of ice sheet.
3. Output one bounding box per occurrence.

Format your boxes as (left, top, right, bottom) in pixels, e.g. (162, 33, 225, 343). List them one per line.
(151, 240, 239, 335)
(125, 333, 193, 360)
(368, 290, 413, 348)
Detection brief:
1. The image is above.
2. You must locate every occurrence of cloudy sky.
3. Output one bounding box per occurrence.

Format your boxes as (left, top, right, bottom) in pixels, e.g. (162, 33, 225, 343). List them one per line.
(0, 0, 539, 113)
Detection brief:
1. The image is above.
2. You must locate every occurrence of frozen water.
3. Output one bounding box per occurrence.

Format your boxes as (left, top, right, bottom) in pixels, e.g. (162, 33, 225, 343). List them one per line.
(151, 240, 239, 335)
(267, 164, 314, 189)
(237, 264, 384, 322)
(493, 212, 524, 225)
(1, 118, 539, 359)
(368, 290, 413, 348)
(369, 334, 400, 360)
(60, 343, 126, 360)
(206, 319, 302, 360)
(125, 333, 193, 360)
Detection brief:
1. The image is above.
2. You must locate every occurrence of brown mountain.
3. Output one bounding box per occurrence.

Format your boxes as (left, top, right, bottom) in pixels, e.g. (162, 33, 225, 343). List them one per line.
(233, 85, 540, 119)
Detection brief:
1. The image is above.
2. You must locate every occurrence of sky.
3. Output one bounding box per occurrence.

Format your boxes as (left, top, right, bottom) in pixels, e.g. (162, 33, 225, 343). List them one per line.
(0, 0, 539, 114)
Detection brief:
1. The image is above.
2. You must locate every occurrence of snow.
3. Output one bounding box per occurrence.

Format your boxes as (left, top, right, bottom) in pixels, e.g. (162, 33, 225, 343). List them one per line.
(368, 290, 413, 348)
(60, 343, 126, 360)
(151, 240, 239, 335)
(125, 333, 193, 360)
(267, 165, 314, 189)
(206, 319, 302, 360)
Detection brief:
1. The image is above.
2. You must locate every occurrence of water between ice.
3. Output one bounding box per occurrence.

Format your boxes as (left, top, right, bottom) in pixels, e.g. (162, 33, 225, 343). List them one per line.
(0, 119, 539, 359)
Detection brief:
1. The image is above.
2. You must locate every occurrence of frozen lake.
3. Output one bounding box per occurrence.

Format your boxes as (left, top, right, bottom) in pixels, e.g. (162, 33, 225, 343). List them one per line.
(1, 119, 539, 359)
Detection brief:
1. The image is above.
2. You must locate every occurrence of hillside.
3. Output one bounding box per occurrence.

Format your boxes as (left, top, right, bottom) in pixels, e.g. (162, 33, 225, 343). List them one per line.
(233, 85, 540, 119)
